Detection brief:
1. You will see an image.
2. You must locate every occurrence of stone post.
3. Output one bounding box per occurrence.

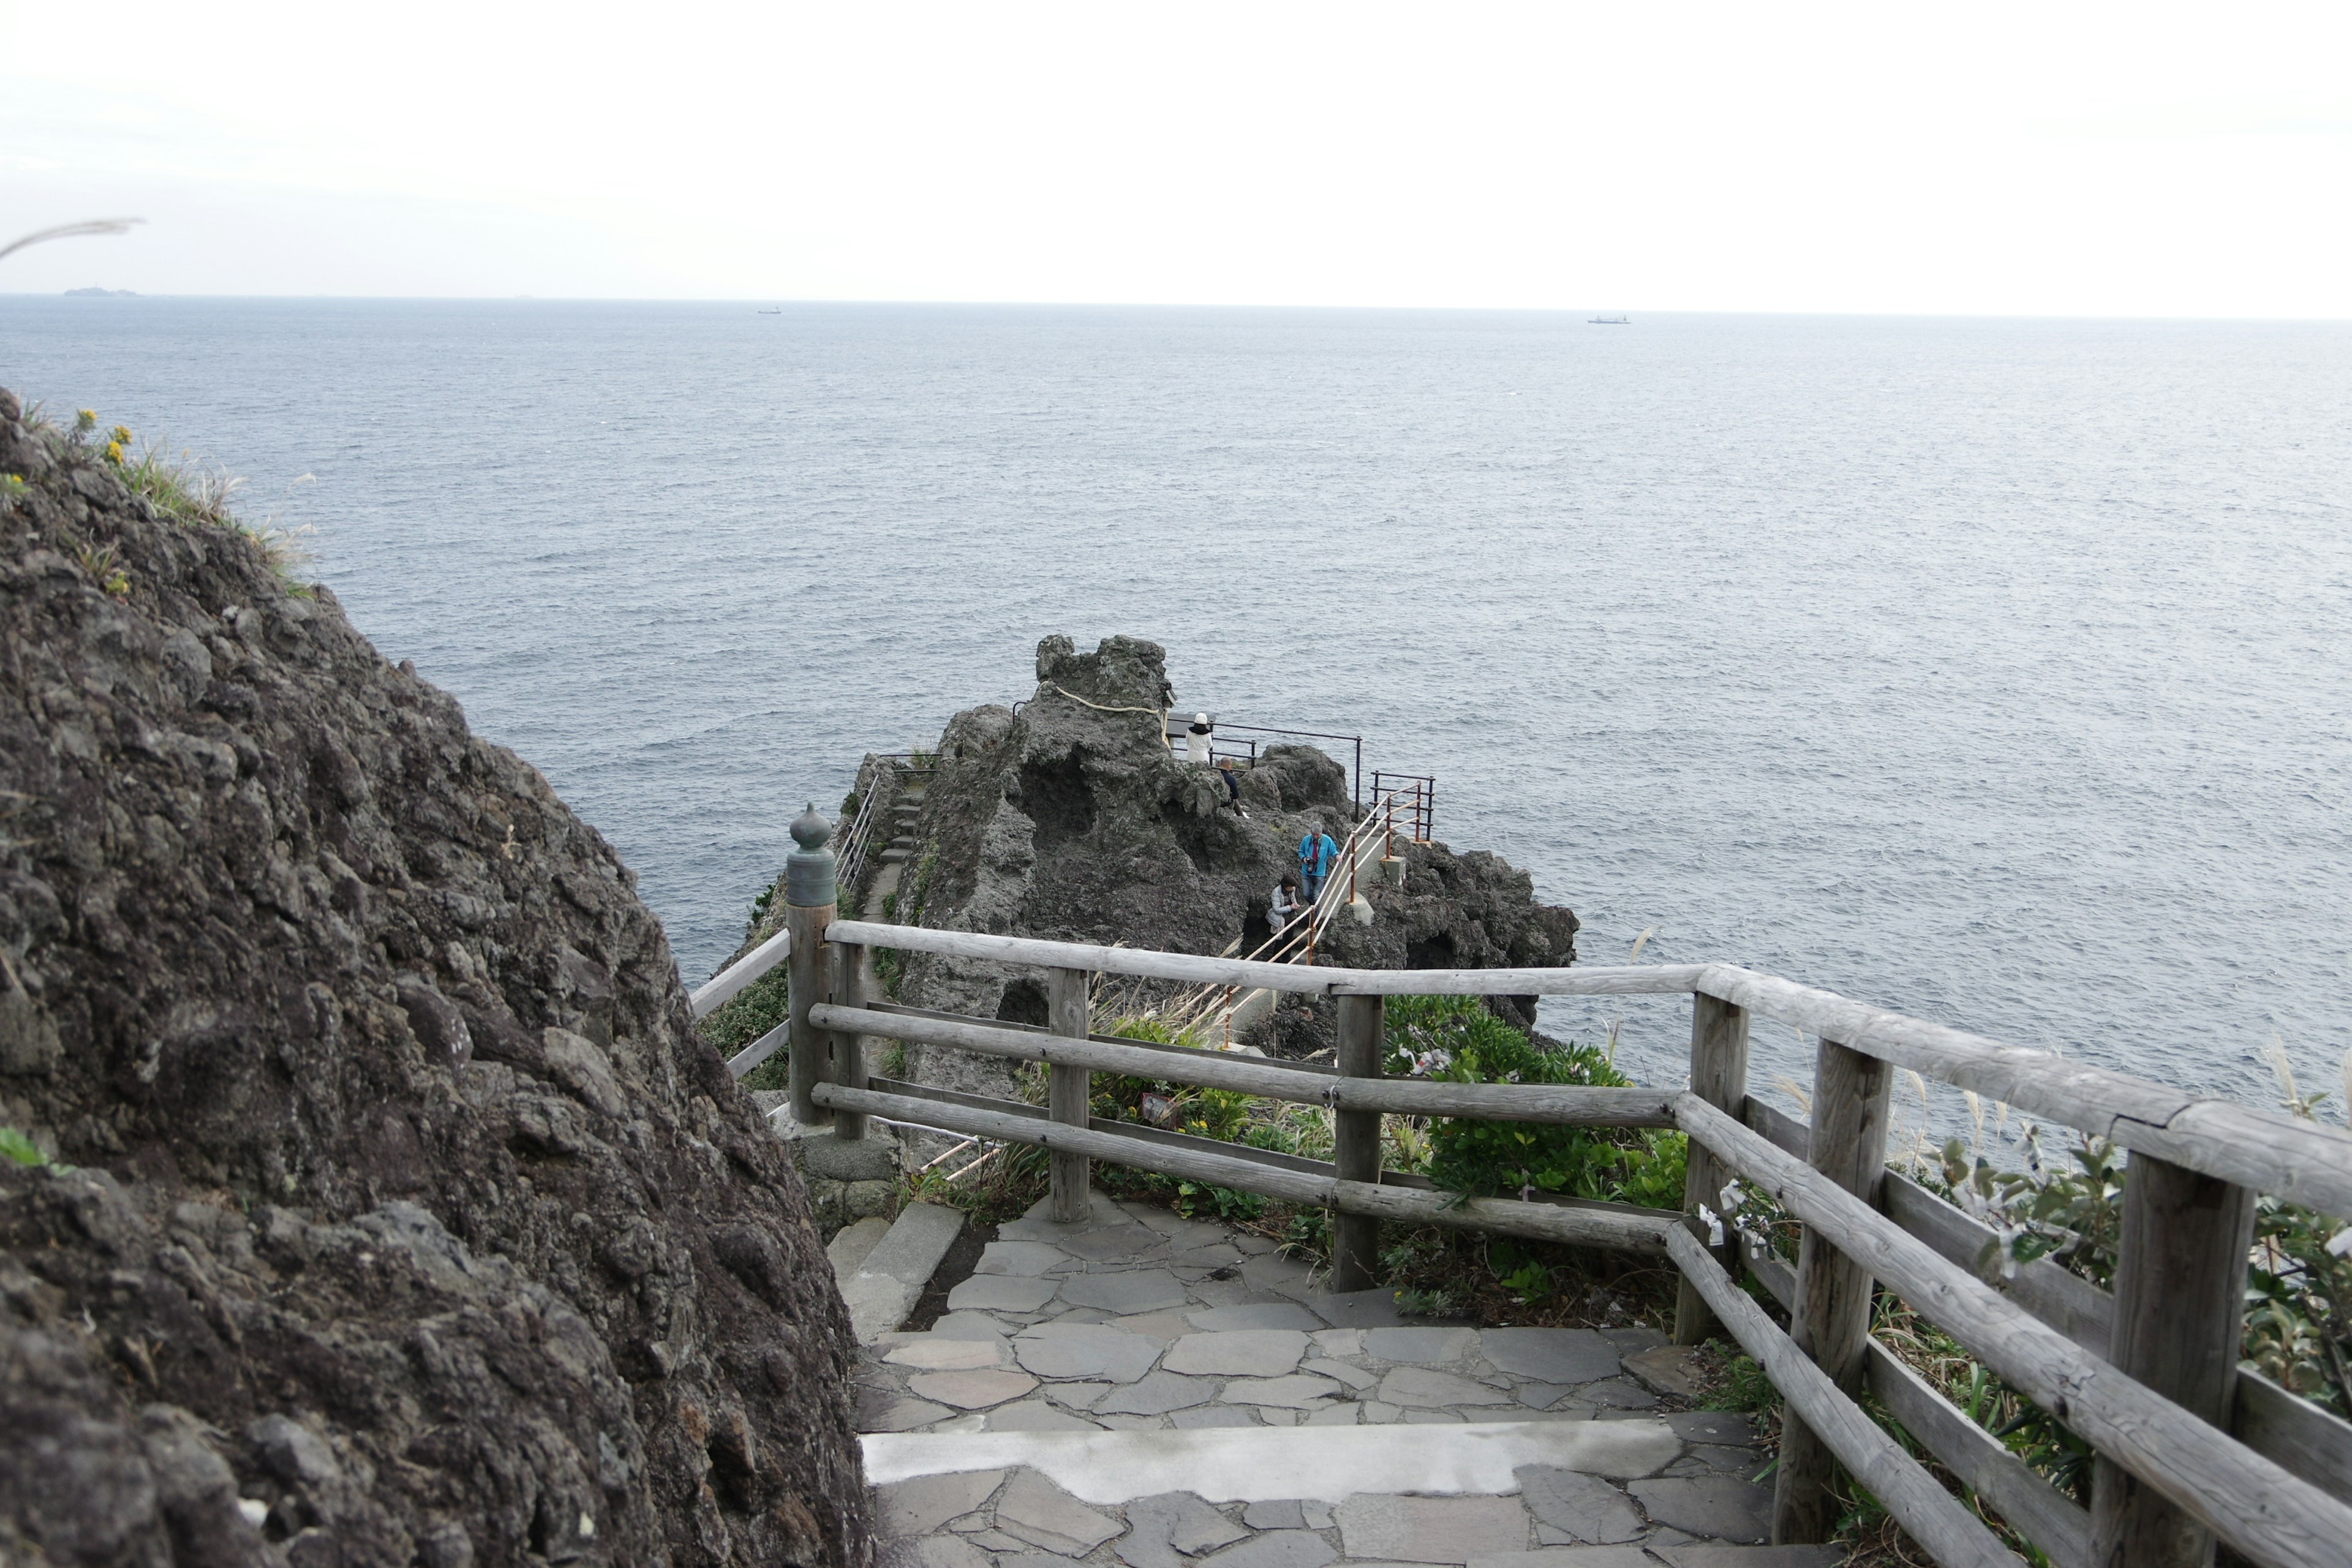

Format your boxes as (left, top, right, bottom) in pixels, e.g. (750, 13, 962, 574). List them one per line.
(785, 804, 837, 1128)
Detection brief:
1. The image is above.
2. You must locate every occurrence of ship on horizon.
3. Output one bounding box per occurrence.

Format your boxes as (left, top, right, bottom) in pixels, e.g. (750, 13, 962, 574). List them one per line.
(1588, 314, 1629, 325)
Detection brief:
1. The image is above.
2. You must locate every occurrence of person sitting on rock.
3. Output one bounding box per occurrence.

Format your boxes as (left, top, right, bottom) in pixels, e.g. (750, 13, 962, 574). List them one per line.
(1270, 875, 1303, 932)
(1216, 757, 1247, 817)
(1298, 827, 1338, 904)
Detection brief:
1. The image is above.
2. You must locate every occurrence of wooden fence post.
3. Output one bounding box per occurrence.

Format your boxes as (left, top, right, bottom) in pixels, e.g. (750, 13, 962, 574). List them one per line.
(2089, 1155, 2256, 1568)
(1332, 993, 1387, 1292)
(1773, 1036, 1893, 1545)
(1675, 990, 1752, 1344)
(1047, 966, 1091, 1223)
(829, 937, 866, 1141)
(784, 804, 837, 1128)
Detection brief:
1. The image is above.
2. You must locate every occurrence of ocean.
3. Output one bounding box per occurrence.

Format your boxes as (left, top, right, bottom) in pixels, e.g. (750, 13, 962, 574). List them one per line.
(5, 297, 2347, 1129)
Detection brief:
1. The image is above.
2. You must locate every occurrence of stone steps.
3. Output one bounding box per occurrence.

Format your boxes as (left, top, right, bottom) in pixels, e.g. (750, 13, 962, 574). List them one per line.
(859, 1189, 1828, 1563)
(839, 1200, 967, 1344)
(867, 1420, 1683, 1501)
(830, 1215, 895, 1276)
(870, 1430, 1833, 1566)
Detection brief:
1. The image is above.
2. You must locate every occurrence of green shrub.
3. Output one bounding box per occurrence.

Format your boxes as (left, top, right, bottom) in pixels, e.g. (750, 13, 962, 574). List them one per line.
(2247, 1197, 2352, 1414)
(699, 966, 791, 1090)
(1384, 995, 1686, 1208)
(1085, 1015, 1265, 1216)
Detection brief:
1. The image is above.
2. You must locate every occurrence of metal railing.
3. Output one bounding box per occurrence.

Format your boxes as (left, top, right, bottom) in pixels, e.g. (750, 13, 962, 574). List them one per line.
(1156, 788, 1414, 1043)
(1163, 716, 1430, 821)
(701, 897, 2352, 1568)
(1368, 771, 1434, 843)
(833, 753, 935, 913)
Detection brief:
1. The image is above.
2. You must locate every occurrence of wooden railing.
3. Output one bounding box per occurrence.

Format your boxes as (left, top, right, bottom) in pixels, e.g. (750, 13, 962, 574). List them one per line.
(698, 827, 2352, 1568)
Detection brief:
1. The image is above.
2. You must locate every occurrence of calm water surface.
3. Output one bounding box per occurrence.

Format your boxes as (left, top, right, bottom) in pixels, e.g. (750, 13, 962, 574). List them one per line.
(5, 299, 2347, 1121)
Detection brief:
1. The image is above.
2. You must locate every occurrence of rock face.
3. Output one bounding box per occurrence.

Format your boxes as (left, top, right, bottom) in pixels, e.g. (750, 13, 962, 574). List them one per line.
(0, 391, 869, 1567)
(848, 636, 1577, 1099)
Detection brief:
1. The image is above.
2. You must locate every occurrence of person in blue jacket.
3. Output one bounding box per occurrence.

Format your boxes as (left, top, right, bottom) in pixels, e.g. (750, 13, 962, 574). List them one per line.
(1298, 826, 1338, 904)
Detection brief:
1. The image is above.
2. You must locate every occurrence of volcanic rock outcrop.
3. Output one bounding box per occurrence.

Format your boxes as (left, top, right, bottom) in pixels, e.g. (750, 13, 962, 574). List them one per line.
(0, 390, 867, 1568)
(767, 635, 1577, 1102)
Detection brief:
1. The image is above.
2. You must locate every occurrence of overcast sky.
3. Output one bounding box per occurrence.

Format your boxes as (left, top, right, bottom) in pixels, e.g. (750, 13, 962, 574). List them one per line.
(4, 1, 2348, 314)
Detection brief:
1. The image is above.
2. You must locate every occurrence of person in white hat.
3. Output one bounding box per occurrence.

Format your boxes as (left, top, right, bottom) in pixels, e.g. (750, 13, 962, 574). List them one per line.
(1184, 712, 1213, 766)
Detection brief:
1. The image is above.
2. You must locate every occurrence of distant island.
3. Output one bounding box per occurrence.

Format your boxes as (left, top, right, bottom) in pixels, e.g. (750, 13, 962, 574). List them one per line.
(63, 286, 137, 296)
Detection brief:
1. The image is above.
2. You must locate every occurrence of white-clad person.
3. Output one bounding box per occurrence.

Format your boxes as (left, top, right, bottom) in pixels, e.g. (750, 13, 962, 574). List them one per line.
(1185, 712, 1213, 765)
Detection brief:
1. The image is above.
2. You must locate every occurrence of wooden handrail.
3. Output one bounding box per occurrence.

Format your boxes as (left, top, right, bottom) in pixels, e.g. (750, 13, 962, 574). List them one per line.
(811, 1079, 1676, 1255)
(745, 903, 2352, 1567)
(717, 925, 2352, 1216)
(690, 925, 790, 1019)
(1697, 963, 2352, 1221)
(1665, 1223, 2022, 1568)
(1673, 1091, 2352, 1568)
(829, 919, 1708, 997)
(727, 902, 2352, 1568)
(808, 1003, 1678, 1124)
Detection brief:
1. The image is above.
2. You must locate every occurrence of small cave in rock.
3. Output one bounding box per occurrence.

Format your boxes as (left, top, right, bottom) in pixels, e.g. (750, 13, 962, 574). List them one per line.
(996, 978, 1049, 1027)
(1017, 751, 1098, 854)
(1406, 932, 1460, 971)
(1239, 904, 1273, 954)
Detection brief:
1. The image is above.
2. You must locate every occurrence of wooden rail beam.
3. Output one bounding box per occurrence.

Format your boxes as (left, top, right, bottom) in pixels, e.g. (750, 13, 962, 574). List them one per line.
(826, 919, 1706, 998)
(806, 1003, 1673, 1124)
(1696, 964, 2352, 1221)
(692, 926, 790, 1019)
(1673, 1091, 2352, 1568)
(1665, 1224, 2023, 1568)
(1324, 965, 1716, 997)
(811, 1080, 1676, 1256)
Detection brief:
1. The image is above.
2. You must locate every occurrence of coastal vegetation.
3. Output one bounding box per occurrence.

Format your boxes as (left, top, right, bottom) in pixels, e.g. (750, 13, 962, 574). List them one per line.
(4, 401, 313, 594)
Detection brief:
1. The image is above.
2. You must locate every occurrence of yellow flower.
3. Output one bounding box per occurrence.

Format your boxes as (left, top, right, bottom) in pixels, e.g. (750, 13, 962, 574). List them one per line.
(75, 409, 97, 432)
(105, 440, 124, 463)
(111, 425, 132, 446)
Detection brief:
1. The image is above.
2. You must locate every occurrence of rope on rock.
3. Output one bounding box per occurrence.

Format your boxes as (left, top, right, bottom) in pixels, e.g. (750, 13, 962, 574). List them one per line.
(1036, 680, 1167, 720)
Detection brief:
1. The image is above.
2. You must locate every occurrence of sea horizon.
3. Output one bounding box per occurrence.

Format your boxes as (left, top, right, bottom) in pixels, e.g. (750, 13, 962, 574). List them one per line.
(5, 295, 2346, 1121)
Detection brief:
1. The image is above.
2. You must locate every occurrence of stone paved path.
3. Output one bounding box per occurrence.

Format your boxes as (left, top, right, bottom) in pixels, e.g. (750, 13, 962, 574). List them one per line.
(864, 1190, 1841, 1566)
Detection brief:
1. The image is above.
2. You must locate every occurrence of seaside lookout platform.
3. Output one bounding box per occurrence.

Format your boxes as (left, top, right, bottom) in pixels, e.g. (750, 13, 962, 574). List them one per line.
(698, 807, 2352, 1568)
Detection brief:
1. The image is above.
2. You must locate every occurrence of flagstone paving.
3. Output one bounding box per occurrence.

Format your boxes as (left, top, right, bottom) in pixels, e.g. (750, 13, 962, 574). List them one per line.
(865, 1189, 1839, 1566)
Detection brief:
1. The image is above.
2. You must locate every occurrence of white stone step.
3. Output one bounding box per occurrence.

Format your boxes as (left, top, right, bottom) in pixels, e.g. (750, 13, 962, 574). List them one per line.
(827, 1216, 894, 1278)
(863, 1418, 1683, 1504)
(840, 1201, 966, 1344)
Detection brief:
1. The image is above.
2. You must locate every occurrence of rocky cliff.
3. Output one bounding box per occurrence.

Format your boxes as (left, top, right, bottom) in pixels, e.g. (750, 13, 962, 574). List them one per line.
(0, 392, 868, 1568)
(799, 636, 1578, 1102)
